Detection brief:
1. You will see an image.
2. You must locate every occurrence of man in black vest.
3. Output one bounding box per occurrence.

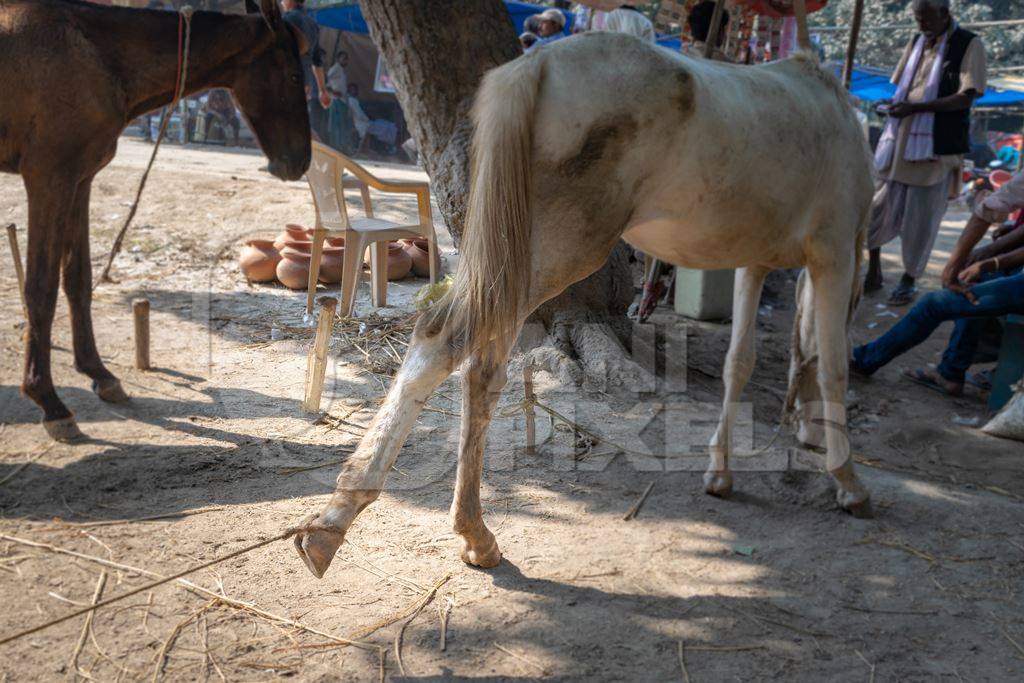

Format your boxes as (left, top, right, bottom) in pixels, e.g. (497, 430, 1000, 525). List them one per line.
(865, 0, 986, 306)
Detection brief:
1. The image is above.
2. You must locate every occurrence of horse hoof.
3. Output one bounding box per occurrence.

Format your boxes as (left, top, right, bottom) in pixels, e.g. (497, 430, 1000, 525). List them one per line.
(292, 514, 346, 579)
(703, 470, 733, 498)
(837, 490, 873, 519)
(43, 417, 86, 443)
(93, 379, 129, 403)
(460, 532, 502, 569)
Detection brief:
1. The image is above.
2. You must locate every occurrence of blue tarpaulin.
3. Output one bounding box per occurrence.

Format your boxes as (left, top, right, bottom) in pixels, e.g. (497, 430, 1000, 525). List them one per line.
(314, 1, 571, 37)
(840, 65, 1024, 107)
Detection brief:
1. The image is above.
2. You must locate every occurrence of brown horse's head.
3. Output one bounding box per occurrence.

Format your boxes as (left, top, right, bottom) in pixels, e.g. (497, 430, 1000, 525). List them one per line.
(233, 0, 311, 181)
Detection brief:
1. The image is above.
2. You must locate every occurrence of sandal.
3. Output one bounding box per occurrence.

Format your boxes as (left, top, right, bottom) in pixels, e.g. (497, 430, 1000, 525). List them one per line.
(901, 367, 963, 397)
(887, 284, 918, 306)
(966, 369, 993, 392)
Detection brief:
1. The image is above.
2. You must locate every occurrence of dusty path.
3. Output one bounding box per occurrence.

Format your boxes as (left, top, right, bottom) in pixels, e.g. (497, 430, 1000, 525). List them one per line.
(1, 140, 1022, 681)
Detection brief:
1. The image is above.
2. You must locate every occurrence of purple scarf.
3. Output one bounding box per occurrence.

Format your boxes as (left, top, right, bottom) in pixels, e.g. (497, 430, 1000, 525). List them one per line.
(874, 28, 951, 171)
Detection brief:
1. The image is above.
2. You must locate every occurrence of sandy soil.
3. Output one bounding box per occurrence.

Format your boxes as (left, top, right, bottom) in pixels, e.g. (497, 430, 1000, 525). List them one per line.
(1, 139, 1022, 682)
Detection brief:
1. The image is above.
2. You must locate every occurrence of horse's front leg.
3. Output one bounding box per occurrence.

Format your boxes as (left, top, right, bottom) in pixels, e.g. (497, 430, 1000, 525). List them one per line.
(22, 174, 81, 441)
(293, 321, 464, 578)
(451, 337, 514, 568)
(62, 177, 127, 403)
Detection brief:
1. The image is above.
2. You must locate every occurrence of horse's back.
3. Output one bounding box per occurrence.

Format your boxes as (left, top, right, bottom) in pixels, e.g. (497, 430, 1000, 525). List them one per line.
(0, 0, 124, 173)
(526, 33, 873, 270)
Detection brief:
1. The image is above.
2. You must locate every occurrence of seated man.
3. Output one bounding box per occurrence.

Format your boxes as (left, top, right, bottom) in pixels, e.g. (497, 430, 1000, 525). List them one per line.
(852, 169, 1024, 394)
(202, 88, 240, 146)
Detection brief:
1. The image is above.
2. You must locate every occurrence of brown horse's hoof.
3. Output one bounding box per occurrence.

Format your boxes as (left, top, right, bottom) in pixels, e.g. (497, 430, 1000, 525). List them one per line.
(43, 417, 86, 443)
(93, 378, 129, 403)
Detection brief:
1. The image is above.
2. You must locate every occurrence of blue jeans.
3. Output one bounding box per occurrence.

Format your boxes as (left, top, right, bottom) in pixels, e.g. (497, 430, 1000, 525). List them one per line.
(853, 270, 1024, 383)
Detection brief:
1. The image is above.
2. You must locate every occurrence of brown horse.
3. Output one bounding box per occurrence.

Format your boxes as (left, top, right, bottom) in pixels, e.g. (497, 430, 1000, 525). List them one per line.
(0, 0, 311, 440)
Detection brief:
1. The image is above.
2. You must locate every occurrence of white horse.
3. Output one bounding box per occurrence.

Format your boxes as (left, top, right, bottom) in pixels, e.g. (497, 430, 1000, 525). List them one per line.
(293, 33, 874, 578)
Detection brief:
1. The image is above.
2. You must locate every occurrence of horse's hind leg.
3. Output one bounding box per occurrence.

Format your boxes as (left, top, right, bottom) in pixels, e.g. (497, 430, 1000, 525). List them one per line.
(808, 261, 872, 517)
(62, 177, 127, 403)
(293, 318, 466, 578)
(451, 334, 516, 568)
(706, 267, 769, 497)
(22, 174, 82, 441)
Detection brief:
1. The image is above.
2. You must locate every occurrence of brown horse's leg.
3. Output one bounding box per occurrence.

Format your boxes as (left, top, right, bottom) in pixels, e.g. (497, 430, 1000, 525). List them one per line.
(62, 177, 127, 403)
(451, 334, 515, 568)
(22, 176, 82, 441)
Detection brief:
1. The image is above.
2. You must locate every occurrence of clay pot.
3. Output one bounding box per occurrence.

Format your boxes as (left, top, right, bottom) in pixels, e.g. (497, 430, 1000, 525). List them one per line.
(273, 224, 313, 251)
(276, 243, 312, 289)
(399, 238, 440, 278)
(365, 241, 412, 281)
(318, 239, 346, 284)
(239, 239, 281, 283)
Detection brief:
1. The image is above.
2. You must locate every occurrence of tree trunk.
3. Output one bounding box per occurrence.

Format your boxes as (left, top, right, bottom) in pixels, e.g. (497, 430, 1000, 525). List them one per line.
(361, 0, 641, 384)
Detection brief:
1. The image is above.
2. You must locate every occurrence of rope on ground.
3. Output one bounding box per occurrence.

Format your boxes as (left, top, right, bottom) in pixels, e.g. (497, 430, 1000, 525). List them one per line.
(97, 6, 194, 287)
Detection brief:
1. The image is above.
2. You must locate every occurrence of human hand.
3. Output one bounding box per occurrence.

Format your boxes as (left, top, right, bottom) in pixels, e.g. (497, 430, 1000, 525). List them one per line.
(319, 90, 332, 110)
(941, 258, 966, 289)
(948, 279, 979, 305)
(959, 261, 985, 284)
(992, 221, 1017, 240)
(888, 102, 918, 118)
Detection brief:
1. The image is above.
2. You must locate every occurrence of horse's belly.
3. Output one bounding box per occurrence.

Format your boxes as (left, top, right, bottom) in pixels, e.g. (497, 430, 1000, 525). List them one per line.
(622, 217, 802, 270)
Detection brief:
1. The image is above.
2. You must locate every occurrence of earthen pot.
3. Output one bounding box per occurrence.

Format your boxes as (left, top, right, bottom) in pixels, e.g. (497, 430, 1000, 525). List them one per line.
(318, 239, 346, 284)
(276, 243, 313, 289)
(399, 238, 440, 278)
(364, 241, 412, 281)
(273, 224, 313, 251)
(239, 239, 281, 283)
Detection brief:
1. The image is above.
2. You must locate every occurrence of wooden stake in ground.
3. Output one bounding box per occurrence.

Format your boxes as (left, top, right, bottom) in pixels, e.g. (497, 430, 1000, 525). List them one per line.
(6, 223, 27, 319)
(304, 296, 338, 413)
(133, 298, 151, 370)
(524, 365, 536, 455)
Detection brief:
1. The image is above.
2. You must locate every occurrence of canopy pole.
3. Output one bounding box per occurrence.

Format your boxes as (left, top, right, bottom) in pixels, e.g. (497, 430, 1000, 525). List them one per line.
(842, 0, 865, 89)
(792, 0, 811, 52)
(702, 0, 726, 59)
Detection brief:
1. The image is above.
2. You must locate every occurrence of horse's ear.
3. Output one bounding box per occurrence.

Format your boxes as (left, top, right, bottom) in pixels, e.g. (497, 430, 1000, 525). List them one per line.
(260, 0, 283, 27)
(244, 0, 259, 14)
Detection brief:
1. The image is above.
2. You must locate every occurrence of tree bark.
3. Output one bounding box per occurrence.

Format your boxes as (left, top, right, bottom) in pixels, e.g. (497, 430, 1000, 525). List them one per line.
(360, 0, 520, 246)
(361, 0, 641, 383)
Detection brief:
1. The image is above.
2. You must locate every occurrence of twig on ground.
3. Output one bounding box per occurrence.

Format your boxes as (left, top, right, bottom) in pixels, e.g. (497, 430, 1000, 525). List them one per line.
(495, 643, 549, 676)
(36, 506, 225, 531)
(69, 571, 108, 680)
(0, 444, 54, 487)
(1000, 626, 1024, 660)
(0, 534, 376, 652)
(152, 600, 215, 682)
(438, 595, 454, 651)
(623, 481, 656, 521)
(840, 603, 939, 616)
(678, 641, 691, 683)
(855, 649, 876, 683)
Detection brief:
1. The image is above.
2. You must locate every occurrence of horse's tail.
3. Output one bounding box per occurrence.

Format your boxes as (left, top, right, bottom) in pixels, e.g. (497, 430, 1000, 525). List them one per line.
(419, 54, 542, 352)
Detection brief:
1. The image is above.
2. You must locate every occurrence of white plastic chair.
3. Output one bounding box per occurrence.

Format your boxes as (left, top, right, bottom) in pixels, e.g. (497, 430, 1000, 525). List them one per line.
(304, 141, 438, 317)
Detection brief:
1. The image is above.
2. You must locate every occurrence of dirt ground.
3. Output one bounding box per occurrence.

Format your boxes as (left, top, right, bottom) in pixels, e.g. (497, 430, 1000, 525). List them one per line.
(1, 139, 1022, 682)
